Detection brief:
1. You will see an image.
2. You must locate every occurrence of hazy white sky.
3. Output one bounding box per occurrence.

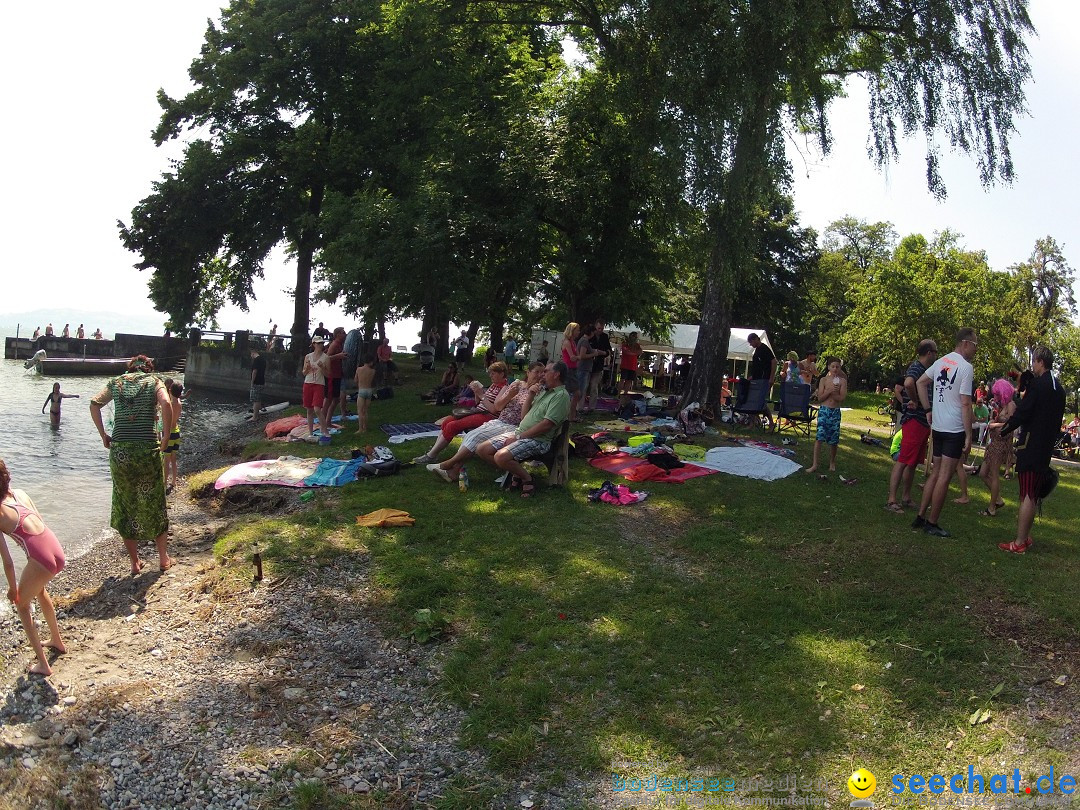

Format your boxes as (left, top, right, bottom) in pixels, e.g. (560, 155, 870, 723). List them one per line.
(1, 1, 1075, 347)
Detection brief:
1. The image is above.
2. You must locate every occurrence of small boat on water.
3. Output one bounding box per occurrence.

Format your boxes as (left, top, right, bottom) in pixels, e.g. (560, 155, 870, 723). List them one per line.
(29, 351, 138, 376)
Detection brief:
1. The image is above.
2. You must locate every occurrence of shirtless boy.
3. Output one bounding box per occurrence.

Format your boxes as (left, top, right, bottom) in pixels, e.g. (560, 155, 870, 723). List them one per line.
(41, 383, 79, 429)
(806, 358, 848, 473)
(354, 355, 377, 433)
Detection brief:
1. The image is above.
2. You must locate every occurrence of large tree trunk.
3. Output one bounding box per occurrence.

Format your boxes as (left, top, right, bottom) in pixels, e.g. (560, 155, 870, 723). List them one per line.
(683, 81, 777, 407)
(290, 182, 325, 354)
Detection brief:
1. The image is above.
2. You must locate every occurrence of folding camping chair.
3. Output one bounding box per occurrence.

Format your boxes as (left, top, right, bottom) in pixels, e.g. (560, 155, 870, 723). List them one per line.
(775, 381, 817, 437)
(732, 379, 772, 430)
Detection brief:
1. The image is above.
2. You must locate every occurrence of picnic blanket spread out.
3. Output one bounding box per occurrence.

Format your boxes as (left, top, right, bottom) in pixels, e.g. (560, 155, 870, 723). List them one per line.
(688, 446, 802, 481)
(382, 422, 443, 444)
(719, 434, 797, 460)
(356, 509, 415, 527)
(215, 457, 322, 489)
(303, 457, 371, 487)
(588, 452, 717, 483)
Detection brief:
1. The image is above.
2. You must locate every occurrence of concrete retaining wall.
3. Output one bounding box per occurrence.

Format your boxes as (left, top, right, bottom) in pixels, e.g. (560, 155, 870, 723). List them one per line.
(184, 347, 304, 402)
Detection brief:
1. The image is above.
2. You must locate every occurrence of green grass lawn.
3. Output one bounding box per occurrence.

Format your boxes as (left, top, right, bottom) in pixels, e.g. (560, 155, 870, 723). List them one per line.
(217, 372, 1080, 807)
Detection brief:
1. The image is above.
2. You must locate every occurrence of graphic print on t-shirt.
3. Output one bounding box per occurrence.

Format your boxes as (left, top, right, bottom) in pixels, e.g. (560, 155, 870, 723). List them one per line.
(935, 363, 958, 403)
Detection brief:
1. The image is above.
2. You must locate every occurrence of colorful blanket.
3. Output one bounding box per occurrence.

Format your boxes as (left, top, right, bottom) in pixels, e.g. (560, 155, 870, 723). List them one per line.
(215, 457, 322, 489)
(382, 422, 443, 444)
(589, 452, 716, 483)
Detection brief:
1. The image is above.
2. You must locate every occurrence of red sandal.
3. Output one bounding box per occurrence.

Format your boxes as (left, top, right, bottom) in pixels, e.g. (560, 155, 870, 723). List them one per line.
(521, 480, 537, 498)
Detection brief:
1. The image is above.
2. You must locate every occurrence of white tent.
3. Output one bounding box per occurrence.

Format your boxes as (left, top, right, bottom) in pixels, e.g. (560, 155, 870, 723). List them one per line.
(609, 324, 772, 360)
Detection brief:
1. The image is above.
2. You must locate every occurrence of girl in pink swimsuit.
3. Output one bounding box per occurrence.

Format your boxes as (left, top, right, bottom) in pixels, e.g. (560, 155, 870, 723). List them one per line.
(0, 459, 67, 676)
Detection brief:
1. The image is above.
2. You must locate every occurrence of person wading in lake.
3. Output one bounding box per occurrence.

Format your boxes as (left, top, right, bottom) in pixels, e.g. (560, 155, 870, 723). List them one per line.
(89, 355, 175, 575)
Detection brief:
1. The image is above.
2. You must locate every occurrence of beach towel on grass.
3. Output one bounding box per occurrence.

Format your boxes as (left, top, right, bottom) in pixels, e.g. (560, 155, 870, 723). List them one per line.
(356, 508, 415, 527)
(688, 446, 802, 481)
(215, 457, 322, 489)
(265, 414, 306, 439)
(382, 422, 443, 444)
(588, 452, 716, 483)
(303, 457, 370, 487)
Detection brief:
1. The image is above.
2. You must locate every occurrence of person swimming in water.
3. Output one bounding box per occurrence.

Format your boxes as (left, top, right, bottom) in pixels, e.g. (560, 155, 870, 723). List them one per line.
(0, 458, 68, 676)
(41, 383, 79, 429)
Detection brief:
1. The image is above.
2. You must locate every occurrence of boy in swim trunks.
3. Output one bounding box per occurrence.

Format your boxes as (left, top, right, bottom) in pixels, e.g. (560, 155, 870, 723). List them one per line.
(354, 355, 376, 433)
(163, 382, 183, 493)
(0, 458, 67, 676)
(41, 382, 79, 429)
(806, 358, 848, 473)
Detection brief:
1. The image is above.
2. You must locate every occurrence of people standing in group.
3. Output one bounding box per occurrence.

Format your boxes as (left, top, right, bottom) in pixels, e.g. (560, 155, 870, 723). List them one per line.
(322, 327, 349, 427)
(785, 352, 799, 382)
(885, 340, 939, 513)
(454, 331, 472, 366)
(302, 337, 329, 437)
(619, 332, 642, 393)
(0, 459, 67, 676)
(977, 378, 1017, 517)
(806, 358, 848, 473)
(426, 326, 441, 353)
(354, 355, 377, 433)
(89, 355, 174, 575)
(575, 323, 606, 415)
(163, 381, 183, 494)
(312, 322, 331, 341)
(61, 324, 70, 338)
(586, 320, 613, 411)
(41, 382, 79, 429)
(747, 332, 777, 430)
(912, 328, 978, 537)
(76, 324, 85, 339)
(377, 337, 400, 385)
(249, 347, 267, 422)
(990, 346, 1066, 553)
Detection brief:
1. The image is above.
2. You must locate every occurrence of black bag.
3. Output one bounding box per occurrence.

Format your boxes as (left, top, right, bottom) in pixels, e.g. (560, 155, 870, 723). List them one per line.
(374, 386, 394, 400)
(570, 433, 601, 458)
(355, 459, 401, 478)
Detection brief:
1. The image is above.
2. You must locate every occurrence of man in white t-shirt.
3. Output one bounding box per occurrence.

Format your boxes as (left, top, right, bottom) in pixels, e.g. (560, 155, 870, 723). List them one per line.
(912, 327, 978, 537)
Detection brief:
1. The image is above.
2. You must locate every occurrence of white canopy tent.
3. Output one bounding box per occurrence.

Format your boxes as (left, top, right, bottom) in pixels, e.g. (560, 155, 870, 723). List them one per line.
(609, 324, 772, 360)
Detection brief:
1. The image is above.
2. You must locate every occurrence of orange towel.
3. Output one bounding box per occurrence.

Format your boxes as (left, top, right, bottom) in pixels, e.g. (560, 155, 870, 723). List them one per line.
(355, 508, 415, 527)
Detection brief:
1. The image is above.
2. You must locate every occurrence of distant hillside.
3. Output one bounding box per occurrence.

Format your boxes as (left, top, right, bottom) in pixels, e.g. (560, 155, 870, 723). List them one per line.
(0, 308, 167, 340)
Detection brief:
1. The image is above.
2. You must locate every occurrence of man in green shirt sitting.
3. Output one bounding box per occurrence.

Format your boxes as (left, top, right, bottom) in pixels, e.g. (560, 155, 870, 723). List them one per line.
(477, 362, 570, 497)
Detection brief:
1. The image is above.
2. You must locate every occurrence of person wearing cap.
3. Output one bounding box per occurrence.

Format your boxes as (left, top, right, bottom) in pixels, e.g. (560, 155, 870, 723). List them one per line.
(303, 337, 330, 437)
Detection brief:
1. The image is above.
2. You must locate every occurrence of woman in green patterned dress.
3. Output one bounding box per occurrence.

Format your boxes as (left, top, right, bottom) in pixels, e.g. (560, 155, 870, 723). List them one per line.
(89, 356, 174, 575)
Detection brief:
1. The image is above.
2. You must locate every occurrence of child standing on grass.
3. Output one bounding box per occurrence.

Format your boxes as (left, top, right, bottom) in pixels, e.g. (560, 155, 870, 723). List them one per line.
(0, 458, 67, 676)
(354, 355, 376, 433)
(806, 358, 848, 473)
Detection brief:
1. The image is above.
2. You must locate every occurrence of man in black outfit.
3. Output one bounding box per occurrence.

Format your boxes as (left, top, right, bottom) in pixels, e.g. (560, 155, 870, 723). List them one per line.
(992, 346, 1066, 553)
(747, 332, 777, 430)
(312, 322, 331, 341)
(249, 347, 268, 422)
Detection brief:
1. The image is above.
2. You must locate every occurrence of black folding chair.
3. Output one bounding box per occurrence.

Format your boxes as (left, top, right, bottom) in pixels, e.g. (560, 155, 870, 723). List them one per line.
(776, 381, 818, 437)
(732, 379, 772, 430)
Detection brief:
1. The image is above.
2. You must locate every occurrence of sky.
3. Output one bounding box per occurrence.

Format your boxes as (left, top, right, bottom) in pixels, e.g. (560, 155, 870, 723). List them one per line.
(1, 1, 1076, 348)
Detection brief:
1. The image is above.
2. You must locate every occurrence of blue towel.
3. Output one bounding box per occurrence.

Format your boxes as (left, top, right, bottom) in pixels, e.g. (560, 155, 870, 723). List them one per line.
(303, 457, 367, 487)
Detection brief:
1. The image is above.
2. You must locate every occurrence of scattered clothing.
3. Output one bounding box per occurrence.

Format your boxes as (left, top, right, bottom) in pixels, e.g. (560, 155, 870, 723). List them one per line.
(587, 481, 649, 505)
(588, 451, 716, 483)
(356, 508, 415, 528)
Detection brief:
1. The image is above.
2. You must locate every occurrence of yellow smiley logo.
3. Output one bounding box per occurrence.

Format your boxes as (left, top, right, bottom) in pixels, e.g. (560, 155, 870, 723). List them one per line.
(848, 768, 877, 798)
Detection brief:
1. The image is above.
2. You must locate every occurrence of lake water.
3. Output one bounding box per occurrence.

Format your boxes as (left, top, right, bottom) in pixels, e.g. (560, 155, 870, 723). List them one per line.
(0, 333, 248, 580)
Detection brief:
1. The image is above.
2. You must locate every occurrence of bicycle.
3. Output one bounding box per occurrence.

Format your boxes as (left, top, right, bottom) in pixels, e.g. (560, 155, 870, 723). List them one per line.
(876, 399, 899, 417)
